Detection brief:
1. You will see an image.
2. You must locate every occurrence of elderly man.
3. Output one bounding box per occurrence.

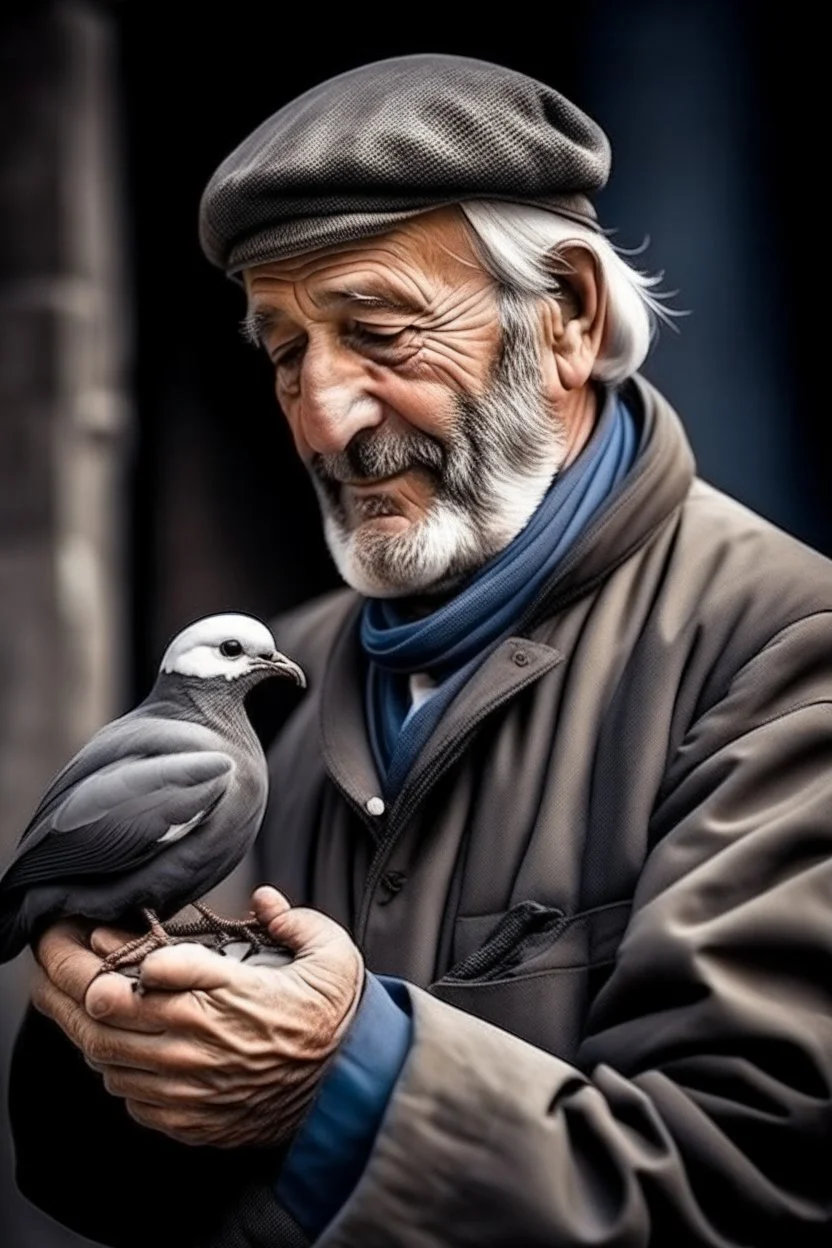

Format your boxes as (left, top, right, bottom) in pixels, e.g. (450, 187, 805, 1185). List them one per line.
(9, 54, 832, 1247)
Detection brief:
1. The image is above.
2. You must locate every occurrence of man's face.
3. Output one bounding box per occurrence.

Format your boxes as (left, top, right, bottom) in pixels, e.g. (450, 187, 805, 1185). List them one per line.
(243, 207, 567, 597)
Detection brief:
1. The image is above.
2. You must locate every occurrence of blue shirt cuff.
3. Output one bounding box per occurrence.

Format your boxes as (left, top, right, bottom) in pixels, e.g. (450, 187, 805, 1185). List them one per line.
(275, 972, 413, 1237)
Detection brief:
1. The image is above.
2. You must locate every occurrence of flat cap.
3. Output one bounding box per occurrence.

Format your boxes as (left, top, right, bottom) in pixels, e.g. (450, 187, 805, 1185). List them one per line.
(199, 53, 611, 276)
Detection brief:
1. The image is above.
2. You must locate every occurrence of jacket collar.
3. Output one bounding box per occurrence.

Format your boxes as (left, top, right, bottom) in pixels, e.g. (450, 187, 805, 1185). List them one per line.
(520, 375, 695, 627)
(318, 376, 696, 822)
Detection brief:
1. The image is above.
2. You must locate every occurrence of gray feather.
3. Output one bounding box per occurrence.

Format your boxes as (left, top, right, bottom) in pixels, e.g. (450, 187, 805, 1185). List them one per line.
(0, 612, 306, 963)
(5, 751, 234, 889)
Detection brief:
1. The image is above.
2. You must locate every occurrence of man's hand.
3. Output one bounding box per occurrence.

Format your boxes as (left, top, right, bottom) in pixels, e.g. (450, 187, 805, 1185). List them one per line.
(31, 887, 364, 1148)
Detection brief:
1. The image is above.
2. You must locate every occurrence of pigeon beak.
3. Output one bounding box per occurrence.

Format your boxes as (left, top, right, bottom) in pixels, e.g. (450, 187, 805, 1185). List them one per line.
(265, 651, 307, 688)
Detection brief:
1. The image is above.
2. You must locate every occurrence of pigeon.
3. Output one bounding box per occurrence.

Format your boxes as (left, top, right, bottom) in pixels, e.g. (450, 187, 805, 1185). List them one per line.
(0, 612, 306, 970)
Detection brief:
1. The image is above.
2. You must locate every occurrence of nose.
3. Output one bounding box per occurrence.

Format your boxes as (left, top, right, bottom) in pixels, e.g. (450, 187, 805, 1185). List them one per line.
(292, 334, 384, 455)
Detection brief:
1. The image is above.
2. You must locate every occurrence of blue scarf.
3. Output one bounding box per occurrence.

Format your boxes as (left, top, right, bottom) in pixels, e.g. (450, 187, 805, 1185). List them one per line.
(361, 390, 638, 797)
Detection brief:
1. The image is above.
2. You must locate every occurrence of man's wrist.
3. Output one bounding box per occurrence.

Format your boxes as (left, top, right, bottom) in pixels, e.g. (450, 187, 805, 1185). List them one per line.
(271, 970, 370, 1147)
(275, 971, 413, 1237)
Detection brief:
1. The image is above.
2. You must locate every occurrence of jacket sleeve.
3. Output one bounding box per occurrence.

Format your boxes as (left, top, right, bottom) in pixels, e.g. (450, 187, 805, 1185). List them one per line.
(314, 614, 832, 1247)
(276, 973, 412, 1238)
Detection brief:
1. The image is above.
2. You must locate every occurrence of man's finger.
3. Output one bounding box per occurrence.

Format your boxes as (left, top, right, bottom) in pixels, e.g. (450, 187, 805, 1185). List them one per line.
(31, 967, 91, 1043)
(101, 1064, 213, 1106)
(34, 920, 169, 1032)
(32, 968, 170, 1067)
(138, 942, 240, 994)
(257, 903, 354, 959)
(35, 921, 103, 1003)
(84, 971, 169, 1033)
(250, 885, 292, 927)
(89, 926, 140, 957)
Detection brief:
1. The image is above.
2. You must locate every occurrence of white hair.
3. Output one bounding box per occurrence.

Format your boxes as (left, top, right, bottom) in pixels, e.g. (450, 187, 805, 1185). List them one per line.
(458, 200, 677, 383)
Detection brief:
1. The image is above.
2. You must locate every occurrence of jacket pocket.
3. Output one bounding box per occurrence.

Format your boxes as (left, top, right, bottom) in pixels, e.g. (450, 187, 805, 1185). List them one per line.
(441, 900, 568, 983)
(430, 899, 631, 1059)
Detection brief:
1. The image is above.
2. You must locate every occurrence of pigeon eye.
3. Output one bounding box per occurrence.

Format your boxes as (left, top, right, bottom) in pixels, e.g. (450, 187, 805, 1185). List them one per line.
(219, 639, 244, 658)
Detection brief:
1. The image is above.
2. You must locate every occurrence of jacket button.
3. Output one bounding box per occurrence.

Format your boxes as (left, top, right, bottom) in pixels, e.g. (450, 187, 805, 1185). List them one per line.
(379, 870, 407, 902)
(366, 796, 385, 816)
(513, 649, 529, 667)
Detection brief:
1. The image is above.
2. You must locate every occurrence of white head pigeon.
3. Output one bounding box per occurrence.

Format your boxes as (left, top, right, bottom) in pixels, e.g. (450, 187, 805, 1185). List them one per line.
(0, 613, 305, 967)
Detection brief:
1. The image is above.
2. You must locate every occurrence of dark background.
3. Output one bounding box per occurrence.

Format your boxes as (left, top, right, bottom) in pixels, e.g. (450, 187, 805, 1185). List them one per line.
(121, 1, 828, 689)
(0, 1, 825, 1243)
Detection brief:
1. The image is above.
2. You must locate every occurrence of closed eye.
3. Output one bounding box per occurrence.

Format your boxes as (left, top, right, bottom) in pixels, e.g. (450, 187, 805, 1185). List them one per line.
(350, 322, 411, 344)
(271, 323, 416, 377)
(272, 339, 305, 368)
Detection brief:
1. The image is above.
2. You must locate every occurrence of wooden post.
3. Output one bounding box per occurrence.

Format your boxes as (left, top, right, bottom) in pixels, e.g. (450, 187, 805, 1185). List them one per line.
(0, 3, 131, 1242)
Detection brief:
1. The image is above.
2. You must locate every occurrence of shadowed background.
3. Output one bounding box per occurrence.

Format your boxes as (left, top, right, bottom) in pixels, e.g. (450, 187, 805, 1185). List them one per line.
(0, 1, 824, 1242)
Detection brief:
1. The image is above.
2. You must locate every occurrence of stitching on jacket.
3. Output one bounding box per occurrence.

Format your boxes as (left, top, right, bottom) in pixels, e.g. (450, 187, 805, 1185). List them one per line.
(653, 616, 832, 817)
(676, 612, 832, 748)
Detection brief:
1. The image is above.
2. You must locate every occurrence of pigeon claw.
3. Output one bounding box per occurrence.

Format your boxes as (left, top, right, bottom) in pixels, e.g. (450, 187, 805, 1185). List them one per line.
(187, 901, 269, 950)
(95, 908, 172, 978)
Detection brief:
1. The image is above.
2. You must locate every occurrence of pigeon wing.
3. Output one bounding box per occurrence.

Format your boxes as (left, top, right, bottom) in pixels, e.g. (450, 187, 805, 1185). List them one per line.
(12, 711, 188, 849)
(1, 751, 234, 889)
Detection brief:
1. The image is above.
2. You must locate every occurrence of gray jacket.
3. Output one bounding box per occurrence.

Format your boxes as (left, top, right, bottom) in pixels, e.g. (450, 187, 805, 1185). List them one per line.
(10, 375, 832, 1245)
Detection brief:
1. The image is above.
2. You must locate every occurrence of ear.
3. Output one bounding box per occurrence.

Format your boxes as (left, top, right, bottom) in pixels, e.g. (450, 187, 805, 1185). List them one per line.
(537, 246, 607, 393)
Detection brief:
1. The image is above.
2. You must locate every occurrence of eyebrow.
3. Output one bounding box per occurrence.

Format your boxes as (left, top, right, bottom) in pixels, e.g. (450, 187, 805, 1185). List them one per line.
(240, 306, 285, 349)
(317, 287, 425, 315)
(240, 286, 425, 348)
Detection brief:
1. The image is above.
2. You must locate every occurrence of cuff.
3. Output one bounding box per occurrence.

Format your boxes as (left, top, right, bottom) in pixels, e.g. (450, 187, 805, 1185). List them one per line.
(275, 971, 412, 1238)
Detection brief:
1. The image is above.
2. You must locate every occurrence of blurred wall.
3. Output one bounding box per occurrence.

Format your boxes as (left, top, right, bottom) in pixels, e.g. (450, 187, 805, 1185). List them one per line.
(0, 2, 826, 1243)
(1, 3, 131, 1244)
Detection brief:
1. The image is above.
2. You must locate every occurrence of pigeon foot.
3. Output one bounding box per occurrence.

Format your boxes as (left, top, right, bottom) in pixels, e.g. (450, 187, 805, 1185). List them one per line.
(164, 901, 271, 951)
(96, 908, 172, 976)
(88, 906, 293, 997)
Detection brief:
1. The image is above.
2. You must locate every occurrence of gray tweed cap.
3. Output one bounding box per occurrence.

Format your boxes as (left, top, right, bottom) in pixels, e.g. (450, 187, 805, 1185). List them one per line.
(199, 53, 611, 277)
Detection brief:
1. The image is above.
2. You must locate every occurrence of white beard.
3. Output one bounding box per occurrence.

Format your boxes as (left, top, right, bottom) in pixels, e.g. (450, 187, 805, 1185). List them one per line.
(311, 294, 569, 598)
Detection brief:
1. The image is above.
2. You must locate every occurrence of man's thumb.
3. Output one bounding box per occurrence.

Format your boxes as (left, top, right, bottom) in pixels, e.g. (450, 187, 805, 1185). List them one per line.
(256, 902, 353, 960)
(138, 941, 235, 993)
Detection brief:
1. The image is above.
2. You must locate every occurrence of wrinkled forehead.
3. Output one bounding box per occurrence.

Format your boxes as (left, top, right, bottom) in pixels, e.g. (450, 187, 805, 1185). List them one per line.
(241, 205, 490, 308)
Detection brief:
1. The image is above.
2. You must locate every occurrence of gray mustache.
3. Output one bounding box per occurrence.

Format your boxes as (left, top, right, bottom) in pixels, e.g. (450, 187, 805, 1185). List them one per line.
(311, 429, 446, 486)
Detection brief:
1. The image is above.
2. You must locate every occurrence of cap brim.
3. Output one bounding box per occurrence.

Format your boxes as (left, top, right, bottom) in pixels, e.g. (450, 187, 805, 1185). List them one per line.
(224, 194, 601, 281)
